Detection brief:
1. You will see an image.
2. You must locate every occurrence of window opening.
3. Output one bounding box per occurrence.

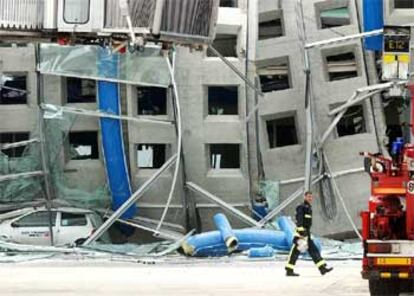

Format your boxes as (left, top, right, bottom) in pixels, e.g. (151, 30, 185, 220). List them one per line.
(208, 86, 238, 115)
(137, 144, 166, 169)
(137, 87, 167, 115)
(319, 6, 350, 29)
(68, 131, 99, 160)
(209, 144, 240, 169)
(258, 60, 290, 92)
(326, 52, 358, 81)
(0, 73, 27, 104)
(266, 116, 298, 148)
(66, 78, 96, 103)
(336, 105, 366, 137)
(61, 212, 87, 226)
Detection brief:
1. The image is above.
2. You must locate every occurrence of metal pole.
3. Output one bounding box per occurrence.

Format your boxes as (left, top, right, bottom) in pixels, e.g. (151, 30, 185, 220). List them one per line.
(318, 92, 359, 149)
(40, 103, 173, 126)
(329, 89, 388, 116)
(0, 171, 44, 182)
(186, 182, 261, 227)
(296, 0, 313, 192)
(38, 108, 55, 246)
(208, 45, 264, 97)
(83, 154, 178, 245)
(0, 138, 40, 150)
(305, 29, 383, 50)
(257, 175, 324, 227)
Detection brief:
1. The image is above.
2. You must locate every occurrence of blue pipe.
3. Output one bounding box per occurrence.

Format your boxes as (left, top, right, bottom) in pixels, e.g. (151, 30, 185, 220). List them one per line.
(213, 213, 238, 252)
(182, 228, 288, 257)
(363, 0, 383, 51)
(97, 48, 136, 219)
(277, 216, 296, 249)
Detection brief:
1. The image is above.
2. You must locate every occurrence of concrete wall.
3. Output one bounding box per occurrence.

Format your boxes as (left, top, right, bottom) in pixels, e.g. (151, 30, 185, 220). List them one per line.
(251, 0, 380, 236)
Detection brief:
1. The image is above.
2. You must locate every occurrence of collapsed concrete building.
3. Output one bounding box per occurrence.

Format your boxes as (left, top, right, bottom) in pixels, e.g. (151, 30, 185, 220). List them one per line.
(0, 0, 410, 241)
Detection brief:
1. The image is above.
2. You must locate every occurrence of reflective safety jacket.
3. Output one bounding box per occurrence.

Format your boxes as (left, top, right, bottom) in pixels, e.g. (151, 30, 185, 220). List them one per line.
(295, 201, 312, 235)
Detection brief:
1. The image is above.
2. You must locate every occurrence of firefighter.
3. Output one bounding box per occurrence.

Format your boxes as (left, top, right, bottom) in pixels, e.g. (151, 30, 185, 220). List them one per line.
(285, 191, 333, 276)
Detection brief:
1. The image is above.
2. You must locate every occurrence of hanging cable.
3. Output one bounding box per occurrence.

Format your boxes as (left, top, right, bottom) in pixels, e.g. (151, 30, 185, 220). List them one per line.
(156, 49, 182, 233)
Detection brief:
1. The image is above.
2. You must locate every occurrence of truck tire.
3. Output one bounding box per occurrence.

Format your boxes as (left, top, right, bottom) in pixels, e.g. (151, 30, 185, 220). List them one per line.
(399, 280, 414, 293)
(369, 279, 399, 296)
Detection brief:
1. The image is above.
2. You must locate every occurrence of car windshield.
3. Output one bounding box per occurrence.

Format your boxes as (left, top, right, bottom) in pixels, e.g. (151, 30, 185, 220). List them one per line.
(13, 211, 57, 227)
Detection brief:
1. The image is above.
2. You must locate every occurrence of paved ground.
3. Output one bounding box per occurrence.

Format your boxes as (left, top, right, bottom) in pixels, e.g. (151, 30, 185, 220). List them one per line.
(0, 258, 369, 296)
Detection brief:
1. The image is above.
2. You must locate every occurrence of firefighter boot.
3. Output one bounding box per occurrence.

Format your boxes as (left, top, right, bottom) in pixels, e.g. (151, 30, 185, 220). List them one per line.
(319, 265, 333, 275)
(285, 268, 300, 277)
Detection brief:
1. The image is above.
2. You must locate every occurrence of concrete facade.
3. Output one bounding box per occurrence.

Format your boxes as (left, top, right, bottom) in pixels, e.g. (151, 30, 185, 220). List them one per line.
(0, 0, 402, 239)
(251, 0, 381, 236)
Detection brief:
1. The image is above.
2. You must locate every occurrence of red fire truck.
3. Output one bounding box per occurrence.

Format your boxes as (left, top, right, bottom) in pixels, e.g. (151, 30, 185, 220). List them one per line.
(361, 85, 414, 296)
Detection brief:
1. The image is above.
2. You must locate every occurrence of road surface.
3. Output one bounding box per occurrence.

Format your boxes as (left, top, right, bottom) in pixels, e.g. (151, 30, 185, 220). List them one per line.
(0, 258, 369, 295)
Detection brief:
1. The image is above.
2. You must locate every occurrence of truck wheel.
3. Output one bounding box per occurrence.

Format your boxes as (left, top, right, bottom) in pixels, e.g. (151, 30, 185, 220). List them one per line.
(399, 280, 414, 293)
(369, 279, 399, 296)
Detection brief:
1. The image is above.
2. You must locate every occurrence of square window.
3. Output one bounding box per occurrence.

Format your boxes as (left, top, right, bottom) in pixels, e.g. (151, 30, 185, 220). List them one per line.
(68, 131, 99, 160)
(137, 144, 166, 169)
(208, 86, 238, 115)
(219, 0, 237, 7)
(336, 105, 366, 137)
(207, 34, 238, 58)
(0, 132, 30, 157)
(257, 57, 291, 92)
(259, 12, 284, 40)
(266, 116, 298, 148)
(66, 78, 96, 103)
(326, 51, 358, 81)
(0, 73, 27, 104)
(137, 87, 167, 115)
(209, 144, 240, 169)
(317, 4, 351, 29)
(395, 0, 414, 8)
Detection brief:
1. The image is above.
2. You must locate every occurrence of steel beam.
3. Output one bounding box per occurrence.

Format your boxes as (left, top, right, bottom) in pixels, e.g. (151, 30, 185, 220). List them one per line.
(186, 182, 261, 227)
(83, 154, 178, 245)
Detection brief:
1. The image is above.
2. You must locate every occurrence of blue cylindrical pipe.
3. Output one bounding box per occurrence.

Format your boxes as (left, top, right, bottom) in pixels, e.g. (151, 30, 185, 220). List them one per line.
(277, 216, 296, 249)
(248, 245, 275, 258)
(182, 228, 288, 257)
(363, 0, 383, 51)
(97, 47, 136, 219)
(213, 213, 239, 252)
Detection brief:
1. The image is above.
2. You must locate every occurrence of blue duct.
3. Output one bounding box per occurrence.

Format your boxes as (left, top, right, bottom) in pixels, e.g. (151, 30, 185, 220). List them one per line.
(182, 228, 288, 257)
(97, 48, 136, 219)
(213, 213, 238, 252)
(181, 215, 322, 257)
(277, 216, 296, 249)
(363, 0, 383, 51)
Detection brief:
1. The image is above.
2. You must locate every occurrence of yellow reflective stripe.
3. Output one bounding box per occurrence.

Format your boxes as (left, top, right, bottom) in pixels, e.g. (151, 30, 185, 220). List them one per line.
(316, 260, 326, 268)
(296, 227, 305, 231)
(287, 246, 295, 262)
(304, 214, 312, 218)
(286, 264, 295, 270)
(383, 54, 396, 64)
(399, 272, 409, 279)
(398, 54, 410, 63)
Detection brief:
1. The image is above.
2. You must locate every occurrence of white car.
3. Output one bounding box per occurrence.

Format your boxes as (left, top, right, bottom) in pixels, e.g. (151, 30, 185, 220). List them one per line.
(0, 207, 109, 246)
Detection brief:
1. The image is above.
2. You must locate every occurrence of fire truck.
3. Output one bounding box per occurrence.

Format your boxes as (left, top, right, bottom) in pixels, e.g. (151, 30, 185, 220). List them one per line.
(361, 85, 414, 295)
